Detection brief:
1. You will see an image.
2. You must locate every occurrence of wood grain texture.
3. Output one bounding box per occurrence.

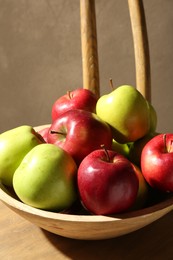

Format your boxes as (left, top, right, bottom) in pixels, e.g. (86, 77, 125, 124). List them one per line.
(1, 199, 173, 259)
(128, 0, 151, 101)
(80, 0, 100, 98)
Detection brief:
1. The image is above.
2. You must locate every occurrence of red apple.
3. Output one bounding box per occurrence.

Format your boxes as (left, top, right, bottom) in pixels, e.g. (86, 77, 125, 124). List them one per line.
(77, 149, 139, 215)
(128, 132, 158, 167)
(52, 88, 98, 122)
(141, 133, 173, 192)
(47, 109, 113, 165)
(38, 126, 50, 143)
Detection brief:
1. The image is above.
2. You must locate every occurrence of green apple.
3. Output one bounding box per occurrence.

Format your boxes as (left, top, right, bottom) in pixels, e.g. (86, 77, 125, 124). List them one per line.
(111, 139, 130, 158)
(148, 102, 157, 133)
(13, 143, 78, 211)
(0, 125, 44, 187)
(96, 85, 150, 143)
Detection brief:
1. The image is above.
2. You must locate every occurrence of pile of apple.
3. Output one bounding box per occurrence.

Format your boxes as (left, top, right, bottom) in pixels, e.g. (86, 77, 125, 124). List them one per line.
(0, 84, 173, 216)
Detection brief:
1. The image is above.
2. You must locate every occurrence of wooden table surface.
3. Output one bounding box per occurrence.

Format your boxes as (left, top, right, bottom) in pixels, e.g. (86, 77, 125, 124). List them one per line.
(1, 200, 173, 260)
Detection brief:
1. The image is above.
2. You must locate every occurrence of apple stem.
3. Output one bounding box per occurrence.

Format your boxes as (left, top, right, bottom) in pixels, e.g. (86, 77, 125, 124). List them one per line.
(163, 134, 167, 153)
(101, 144, 110, 162)
(109, 78, 114, 91)
(67, 91, 73, 99)
(164, 134, 173, 153)
(50, 130, 66, 136)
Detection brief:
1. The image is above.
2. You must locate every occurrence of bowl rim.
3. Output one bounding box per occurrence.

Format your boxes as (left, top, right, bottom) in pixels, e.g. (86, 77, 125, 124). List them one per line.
(1, 182, 173, 223)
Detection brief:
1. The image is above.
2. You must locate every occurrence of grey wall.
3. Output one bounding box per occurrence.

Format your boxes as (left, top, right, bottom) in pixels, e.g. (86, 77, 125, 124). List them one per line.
(0, 0, 173, 134)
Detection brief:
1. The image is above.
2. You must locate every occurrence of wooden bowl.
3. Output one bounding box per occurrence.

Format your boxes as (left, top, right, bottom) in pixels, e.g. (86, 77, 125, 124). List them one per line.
(0, 124, 173, 240)
(1, 182, 173, 240)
